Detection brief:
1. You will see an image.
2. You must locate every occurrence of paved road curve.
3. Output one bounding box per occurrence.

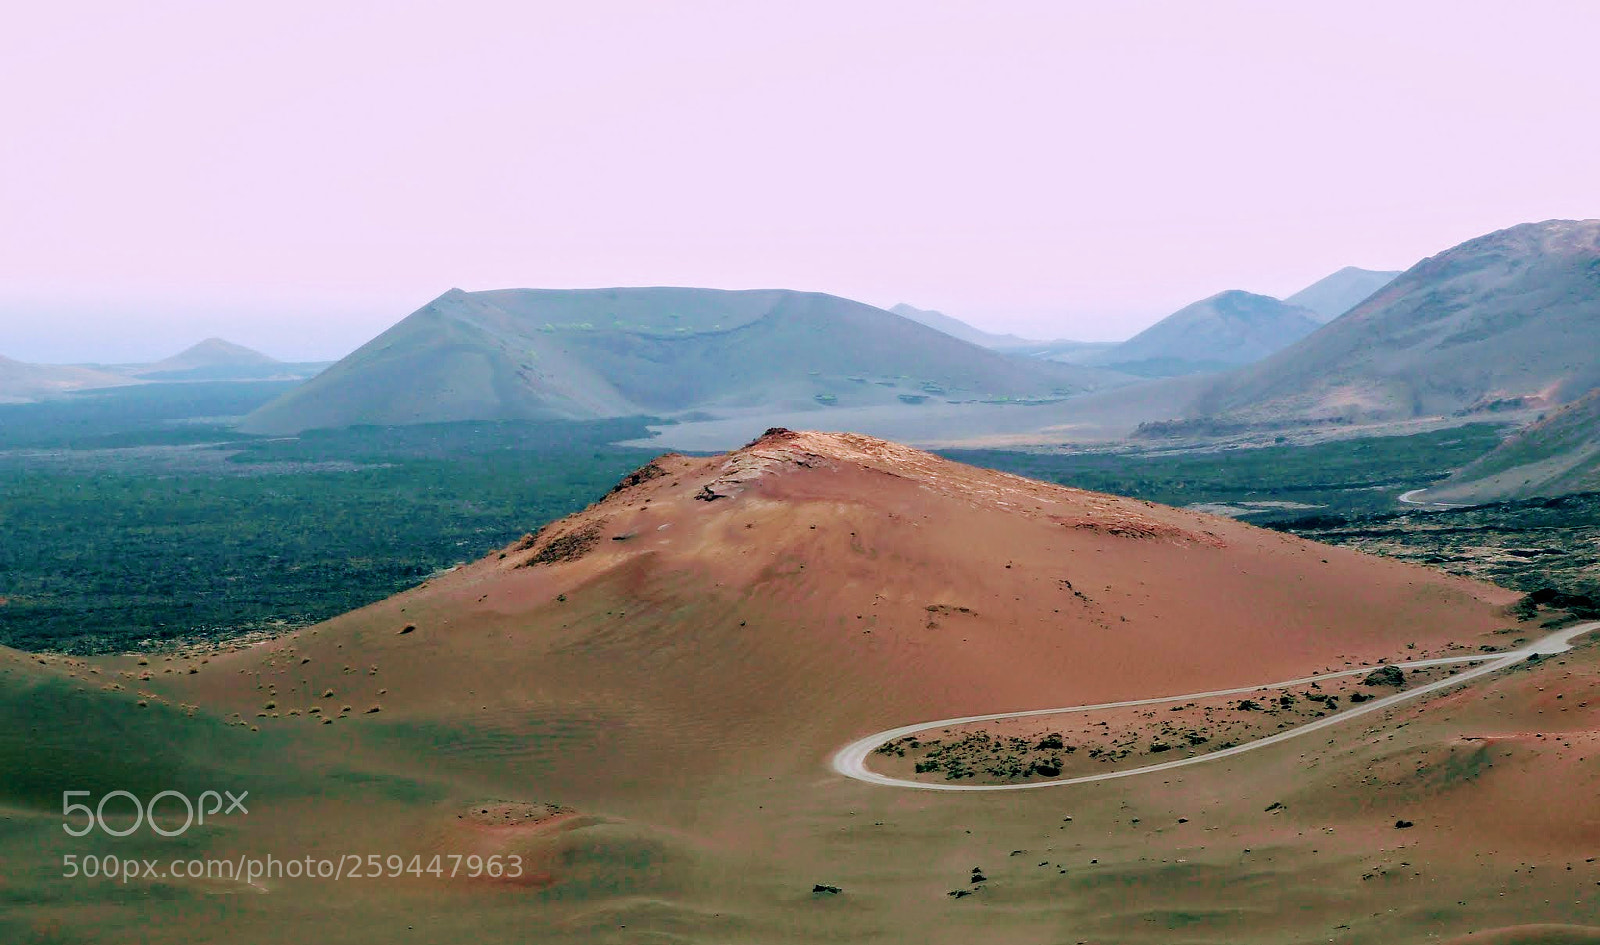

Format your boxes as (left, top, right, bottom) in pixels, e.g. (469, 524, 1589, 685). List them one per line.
(1398, 488, 1467, 509)
(831, 622, 1598, 792)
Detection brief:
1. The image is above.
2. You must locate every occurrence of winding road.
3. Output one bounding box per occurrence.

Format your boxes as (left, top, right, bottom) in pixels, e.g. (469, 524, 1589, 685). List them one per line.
(1398, 488, 1467, 510)
(831, 622, 1598, 792)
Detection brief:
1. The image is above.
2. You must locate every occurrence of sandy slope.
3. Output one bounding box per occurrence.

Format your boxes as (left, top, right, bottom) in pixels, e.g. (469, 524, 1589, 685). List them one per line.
(0, 354, 136, 402)
(1, 429, 1595, 944)
(1423, 389, 1600, 504)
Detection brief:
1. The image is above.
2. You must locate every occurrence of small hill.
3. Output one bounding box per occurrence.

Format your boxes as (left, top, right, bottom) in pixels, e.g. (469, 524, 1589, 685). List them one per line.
(1194, 220, 1600, 423)
(1287, 266, 1402, 322)
(165, 428, 1516, 777)
(240, 287, 1104, 434)
(8, 429, 1594, 944)
(145, 337, 278, 373)
(1095, 290, 1323, 377)
(132, 338, 329, 381)
(889, 303, 1041, 349)
(1423, 389, 1600, 504)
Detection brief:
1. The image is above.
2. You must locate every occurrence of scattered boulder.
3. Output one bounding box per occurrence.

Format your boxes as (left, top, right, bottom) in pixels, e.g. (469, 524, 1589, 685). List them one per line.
(812, 884, 841, 895)
(1395, 819, 1414, 829)
(522, 523, 604, 566)
(1363, 665, 1406, 688)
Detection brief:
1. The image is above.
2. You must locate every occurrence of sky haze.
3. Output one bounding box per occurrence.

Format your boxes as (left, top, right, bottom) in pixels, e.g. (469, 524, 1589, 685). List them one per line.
(2, 1, 1597, 361)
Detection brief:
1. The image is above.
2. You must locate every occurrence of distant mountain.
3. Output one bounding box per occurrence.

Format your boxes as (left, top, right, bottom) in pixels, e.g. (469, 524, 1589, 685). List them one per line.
(1093, 290, 1323, 377)
(240, 287, 1107, 434)
(1286, 267, 1402, 322)
(889, 303, 1120, 364)
(142, 338, 277, 373)
(888, 303, 1041, 349)
(1423, 389, 1600, 504)
(1193, 220, 1600, 423)
(130, 338, 329, 382)
(0, 355, 135, 403)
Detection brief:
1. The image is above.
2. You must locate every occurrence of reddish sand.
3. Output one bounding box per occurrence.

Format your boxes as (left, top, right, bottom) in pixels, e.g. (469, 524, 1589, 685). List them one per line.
(2, 429, 1592, 945)
(173, 430, 1515, 753)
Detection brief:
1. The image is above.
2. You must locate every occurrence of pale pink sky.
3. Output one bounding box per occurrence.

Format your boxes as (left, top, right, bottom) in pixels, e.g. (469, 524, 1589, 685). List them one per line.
(2, 1, 1597, 362)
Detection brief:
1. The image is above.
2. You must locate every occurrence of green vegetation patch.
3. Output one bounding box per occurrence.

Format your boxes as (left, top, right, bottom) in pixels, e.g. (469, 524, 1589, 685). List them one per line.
(944, 425, 1506, 520)
(0, 412, 662, 652)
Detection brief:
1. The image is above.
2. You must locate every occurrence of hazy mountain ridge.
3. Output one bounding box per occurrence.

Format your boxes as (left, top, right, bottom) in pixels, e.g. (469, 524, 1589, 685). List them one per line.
(889, 303, 1122, 365)
(240, 287, 1110, 434)
(0, 338, 327, 400)
(0, 354, 135, 403)
(889, 303, 1042, 348)
(1286, 266, 1402, 322)
(1190, 220, 1600, 423)
(1087, 290, 1323, 377)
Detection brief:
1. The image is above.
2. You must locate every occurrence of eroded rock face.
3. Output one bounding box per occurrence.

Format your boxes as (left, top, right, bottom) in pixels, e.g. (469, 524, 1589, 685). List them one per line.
(518, 522, 606, 566)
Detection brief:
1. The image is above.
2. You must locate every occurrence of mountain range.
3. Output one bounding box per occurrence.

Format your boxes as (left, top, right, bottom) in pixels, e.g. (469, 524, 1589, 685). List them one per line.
(12, 219, 1599, 502)
(895, 268, 1402, 377)
(1191, 220, 1600, 424)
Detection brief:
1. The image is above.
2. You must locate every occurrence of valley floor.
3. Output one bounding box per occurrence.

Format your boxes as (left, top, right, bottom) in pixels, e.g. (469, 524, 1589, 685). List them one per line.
(1280, 492, 1600, 610)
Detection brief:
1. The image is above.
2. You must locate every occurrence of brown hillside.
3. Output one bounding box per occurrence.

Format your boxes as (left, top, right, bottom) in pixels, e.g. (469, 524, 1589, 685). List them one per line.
(5, 430, 1594, 945)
